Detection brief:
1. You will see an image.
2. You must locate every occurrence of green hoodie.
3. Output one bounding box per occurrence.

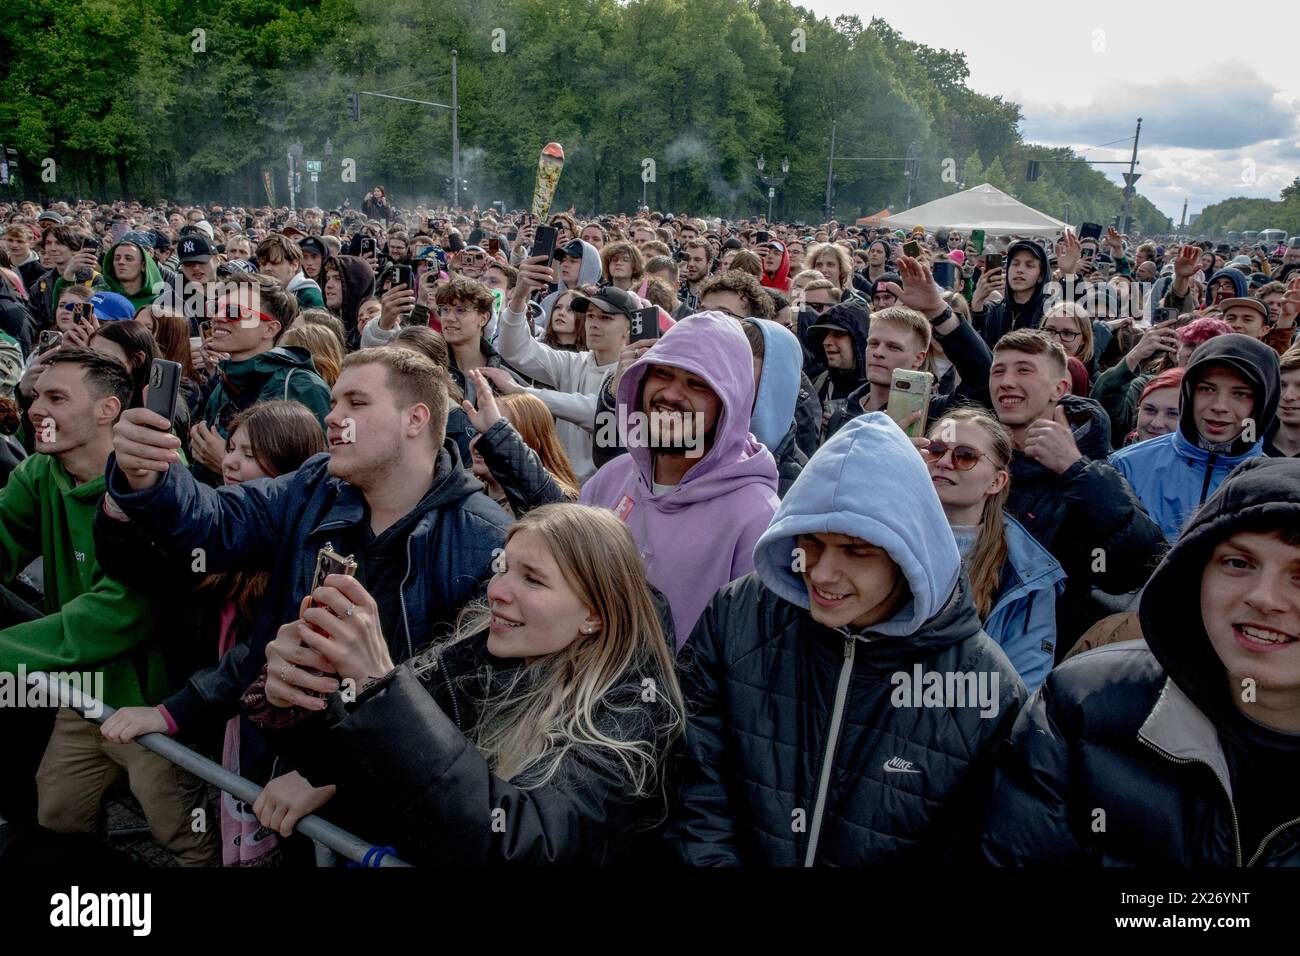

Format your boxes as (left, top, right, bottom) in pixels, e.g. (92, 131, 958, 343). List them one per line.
(201, 345, 331, 438)
(96, 239, 166, 310)
(0, 454, 169, 707)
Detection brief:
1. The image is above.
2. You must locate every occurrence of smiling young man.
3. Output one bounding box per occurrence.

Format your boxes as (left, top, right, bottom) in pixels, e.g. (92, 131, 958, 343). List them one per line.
(821, 258, 995, 441)
(101, 347, 510, 784)
(668, 413, 1025, 865)
(1264, 347, 1300, 458)
(983, 457, 1300, 865)
(990, 329, 1165, 653)
(0, 349, 215, 863)
(972, 240, 1052, 350)
(433, 275, 524, 406)
(580, 311, 779, 646)
(1112, 334, 1279, 541)
(193, 273, 329, 484)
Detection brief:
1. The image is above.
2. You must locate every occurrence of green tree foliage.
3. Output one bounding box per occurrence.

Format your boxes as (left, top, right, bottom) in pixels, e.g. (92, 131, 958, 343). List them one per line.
(0, 0, 1176, 228)
(1193, 181, 1300, 239)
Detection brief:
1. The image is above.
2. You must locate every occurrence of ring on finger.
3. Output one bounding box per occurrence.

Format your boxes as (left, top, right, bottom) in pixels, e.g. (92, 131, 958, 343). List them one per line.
(280, 664, 292, 681)
(345, 603, 355, 618)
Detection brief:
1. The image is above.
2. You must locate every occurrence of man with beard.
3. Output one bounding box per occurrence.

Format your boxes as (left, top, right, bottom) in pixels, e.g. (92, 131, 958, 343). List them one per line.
(678, 239, 714, 316)
(581, 312, 779, 646)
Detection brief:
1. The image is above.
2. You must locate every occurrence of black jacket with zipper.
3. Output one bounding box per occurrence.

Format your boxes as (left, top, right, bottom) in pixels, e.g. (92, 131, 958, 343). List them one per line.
(824, 310, 994, 440)
(246, 629, 682, 865)
(982, 457, 1300, 865)
(475, 416, 574, 516)
(1007, 393, 1166, 654)
(666, 571, 1025, 865)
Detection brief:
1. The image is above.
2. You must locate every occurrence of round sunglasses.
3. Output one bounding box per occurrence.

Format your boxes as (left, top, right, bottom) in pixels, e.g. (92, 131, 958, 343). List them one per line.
(921, 439, 992, 471)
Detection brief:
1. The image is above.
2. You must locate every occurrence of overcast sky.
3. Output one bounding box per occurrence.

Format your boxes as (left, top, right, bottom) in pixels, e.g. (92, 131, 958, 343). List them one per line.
(801, 3, 1300, 222)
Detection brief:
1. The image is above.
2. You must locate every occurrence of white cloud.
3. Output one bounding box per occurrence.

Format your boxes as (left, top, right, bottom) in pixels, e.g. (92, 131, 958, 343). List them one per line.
(798, 4, 1300, 219)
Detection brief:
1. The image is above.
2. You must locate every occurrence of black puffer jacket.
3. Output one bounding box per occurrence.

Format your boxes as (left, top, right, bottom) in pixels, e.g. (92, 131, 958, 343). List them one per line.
(792, 371, 822, 459)
(983, 457, 1300, 865)
(1006, 393, 1166, 653)
(666, 414, 1025, 865)
(973, 240, 1051, 351)
(247, 629, 682, 866)
(669, 573, 1024, 865)
(475, 416, 574, 516)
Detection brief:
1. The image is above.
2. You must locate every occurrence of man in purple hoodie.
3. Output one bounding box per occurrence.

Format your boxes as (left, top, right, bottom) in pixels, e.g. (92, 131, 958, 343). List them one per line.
(581, 311, 780, 648)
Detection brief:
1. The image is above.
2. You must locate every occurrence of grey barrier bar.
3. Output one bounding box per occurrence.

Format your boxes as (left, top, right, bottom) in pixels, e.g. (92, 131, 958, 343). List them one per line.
(26, 671, 410, 868)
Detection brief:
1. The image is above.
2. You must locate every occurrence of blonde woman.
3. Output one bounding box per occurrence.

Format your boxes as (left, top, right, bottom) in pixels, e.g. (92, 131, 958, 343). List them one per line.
(804, 242, 862, 302)
(1040, 301, 1095, 370)
(280, 322, 344, 386)
(250, 503, 685, 864)
(917, 407, 1064, 691)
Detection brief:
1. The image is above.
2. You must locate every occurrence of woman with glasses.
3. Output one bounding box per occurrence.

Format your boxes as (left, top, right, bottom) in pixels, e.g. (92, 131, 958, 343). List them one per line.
(917, 407, 1065, 691)
(1040, 301, 1095, 392)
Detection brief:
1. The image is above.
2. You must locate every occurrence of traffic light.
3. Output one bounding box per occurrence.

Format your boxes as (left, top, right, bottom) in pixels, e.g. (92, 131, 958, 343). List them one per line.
(1026, 160, 1040, 182)
(347, 93, 360, 122)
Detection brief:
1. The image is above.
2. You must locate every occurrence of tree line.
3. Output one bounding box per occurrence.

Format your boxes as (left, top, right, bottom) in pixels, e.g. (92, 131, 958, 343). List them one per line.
(1, 0, 1169, 231)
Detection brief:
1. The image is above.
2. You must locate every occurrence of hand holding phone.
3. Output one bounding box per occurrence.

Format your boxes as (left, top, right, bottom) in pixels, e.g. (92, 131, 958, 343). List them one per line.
(629, 307, 660, 343)
(144, 359, 182, 428)
(886, 369, 933, 439)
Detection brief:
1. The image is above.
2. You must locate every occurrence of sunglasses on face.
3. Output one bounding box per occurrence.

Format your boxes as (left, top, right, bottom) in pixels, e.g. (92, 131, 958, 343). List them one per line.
(807, 300, 835, 313)
(921, 440, 990, 471)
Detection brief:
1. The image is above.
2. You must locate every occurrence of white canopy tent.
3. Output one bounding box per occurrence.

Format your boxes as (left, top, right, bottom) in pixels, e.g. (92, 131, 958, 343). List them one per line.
(881, 183, 1068, 237)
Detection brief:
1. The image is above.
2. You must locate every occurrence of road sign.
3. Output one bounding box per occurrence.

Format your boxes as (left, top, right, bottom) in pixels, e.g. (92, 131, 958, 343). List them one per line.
(305, 160, 322, 173)
(1123, 172, 1141, 187)
(769, 187, 775, 198)
(311, 173, 318, 182)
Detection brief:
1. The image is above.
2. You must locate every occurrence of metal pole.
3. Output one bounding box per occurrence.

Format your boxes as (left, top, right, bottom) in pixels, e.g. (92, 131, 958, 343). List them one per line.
(451, 49, 460, 210)
(24, 671, 411, 867)
(824, 119, 836, 221)
(1120, 117, 1141, 232)
(288, 155, 296, 216)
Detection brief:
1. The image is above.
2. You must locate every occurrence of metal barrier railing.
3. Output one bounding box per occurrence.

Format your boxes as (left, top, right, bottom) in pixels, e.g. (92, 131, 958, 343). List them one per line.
(26, 671, 410, 867)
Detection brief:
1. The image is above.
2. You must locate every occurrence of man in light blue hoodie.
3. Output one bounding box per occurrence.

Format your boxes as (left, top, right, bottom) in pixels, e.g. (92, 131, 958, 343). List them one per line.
(742, 318, 805, 496)
(668, 413, 1025, 865)
(1112, 334, 1279, 541)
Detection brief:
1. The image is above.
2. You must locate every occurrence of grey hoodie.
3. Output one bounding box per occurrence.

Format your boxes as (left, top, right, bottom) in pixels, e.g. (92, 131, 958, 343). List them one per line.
(537, 240, 602, 332)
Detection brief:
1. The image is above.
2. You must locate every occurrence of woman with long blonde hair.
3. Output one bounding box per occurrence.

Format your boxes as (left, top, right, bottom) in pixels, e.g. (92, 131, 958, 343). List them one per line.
(254, 503, 685, 864)
(917, 406, 1064, 691)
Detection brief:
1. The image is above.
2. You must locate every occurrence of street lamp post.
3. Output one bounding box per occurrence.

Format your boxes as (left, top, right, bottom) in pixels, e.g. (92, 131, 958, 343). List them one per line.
(323, 139, 333, 208)
(757, 155, 790, 223)
(287, 142, 303, 216)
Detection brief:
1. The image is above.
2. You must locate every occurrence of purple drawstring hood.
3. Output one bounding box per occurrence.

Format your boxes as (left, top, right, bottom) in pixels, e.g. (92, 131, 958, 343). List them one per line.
(580, 311, 780, 647)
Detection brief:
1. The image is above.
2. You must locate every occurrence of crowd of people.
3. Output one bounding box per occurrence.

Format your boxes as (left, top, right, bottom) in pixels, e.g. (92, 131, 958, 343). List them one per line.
(1, 192, 1299, 866)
